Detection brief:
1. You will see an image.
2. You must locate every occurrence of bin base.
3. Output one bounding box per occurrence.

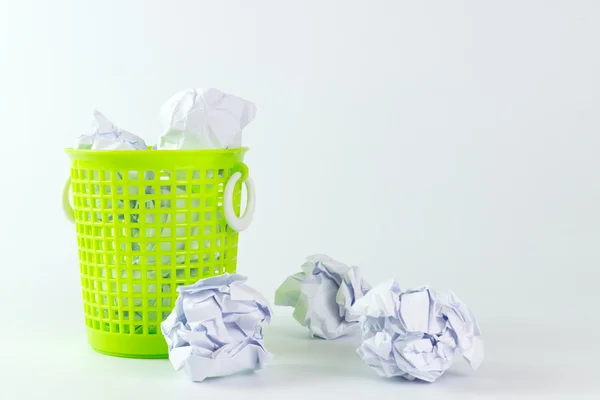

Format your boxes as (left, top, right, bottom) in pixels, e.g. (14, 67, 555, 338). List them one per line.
(86, 327, 168, 359)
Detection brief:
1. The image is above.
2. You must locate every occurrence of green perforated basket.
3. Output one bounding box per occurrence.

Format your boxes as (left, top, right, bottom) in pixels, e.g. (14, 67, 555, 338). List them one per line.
(63, 148, 256, 358)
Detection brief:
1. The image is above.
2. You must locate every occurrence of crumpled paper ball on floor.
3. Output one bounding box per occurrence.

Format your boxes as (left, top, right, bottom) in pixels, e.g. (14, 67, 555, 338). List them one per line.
(161, 274, 272, 382)
(274, 254, 371, 339)
(351, 279, 483, 382)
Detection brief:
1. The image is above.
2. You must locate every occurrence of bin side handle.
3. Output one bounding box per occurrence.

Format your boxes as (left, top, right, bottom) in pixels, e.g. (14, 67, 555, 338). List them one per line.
(223, 172, 256, 232)
(62, 176, 75, 224)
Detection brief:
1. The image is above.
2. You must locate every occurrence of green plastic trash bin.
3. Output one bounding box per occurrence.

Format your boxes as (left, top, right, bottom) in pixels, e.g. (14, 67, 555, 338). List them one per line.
(62, 148, 256, 358)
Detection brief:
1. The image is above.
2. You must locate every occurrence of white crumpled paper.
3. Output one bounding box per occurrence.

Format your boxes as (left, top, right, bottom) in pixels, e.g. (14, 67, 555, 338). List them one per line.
(157, 87, 256, 150)
(74, 110, 147, 150)
(351, 280, 484, 382)
(161, 274, 272, 382)
(274, 254, 371, 339)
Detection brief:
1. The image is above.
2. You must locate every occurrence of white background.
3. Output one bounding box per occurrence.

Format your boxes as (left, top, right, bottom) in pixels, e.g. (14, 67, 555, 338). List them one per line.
(1, 0, 599, 398)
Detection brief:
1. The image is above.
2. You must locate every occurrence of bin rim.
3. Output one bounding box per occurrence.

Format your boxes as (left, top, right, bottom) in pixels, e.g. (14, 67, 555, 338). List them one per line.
(65, 146, 249, 164)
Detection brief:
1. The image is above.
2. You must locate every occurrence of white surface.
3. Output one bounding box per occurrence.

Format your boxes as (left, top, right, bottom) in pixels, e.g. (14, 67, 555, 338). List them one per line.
(1, 0, 599, 398)
(1, 310, 598, 399)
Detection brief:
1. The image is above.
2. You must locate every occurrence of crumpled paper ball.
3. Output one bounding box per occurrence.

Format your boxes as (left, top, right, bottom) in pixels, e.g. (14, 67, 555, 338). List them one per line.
(157, 87, 256, 150)
(74, 110, 147, 150)
(160, 274, 272, 382)
(274, 254, 371, 339)
(351, 279, 483, 382)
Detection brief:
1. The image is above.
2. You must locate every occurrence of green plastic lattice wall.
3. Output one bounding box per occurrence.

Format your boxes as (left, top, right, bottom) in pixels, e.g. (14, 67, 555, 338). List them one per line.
(65, 148, 249, 358)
